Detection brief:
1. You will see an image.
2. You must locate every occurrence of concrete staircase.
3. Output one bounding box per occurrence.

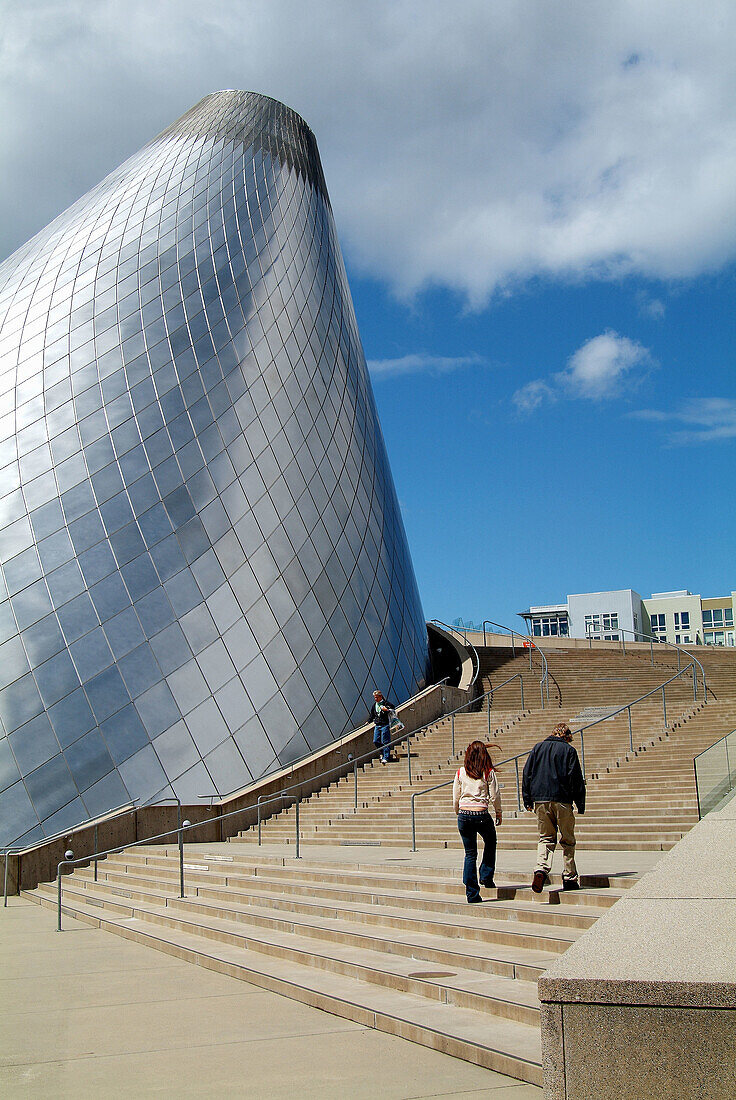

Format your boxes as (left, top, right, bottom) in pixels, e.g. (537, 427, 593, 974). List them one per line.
(24, 643, 736, 1088)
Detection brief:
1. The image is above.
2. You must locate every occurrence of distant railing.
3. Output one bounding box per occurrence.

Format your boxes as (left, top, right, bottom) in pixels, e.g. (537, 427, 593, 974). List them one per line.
(410, 649, 704, 848)
(430, 620, 481, 686)
(584, 625, 707, 700)
(694, 729, 736, 819)
(434, 618, 550, 706)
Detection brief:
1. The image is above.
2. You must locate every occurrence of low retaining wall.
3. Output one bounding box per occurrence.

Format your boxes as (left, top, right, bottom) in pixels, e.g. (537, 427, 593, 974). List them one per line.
(538, 798, 736, 1099)
(4, 681, 467, 898)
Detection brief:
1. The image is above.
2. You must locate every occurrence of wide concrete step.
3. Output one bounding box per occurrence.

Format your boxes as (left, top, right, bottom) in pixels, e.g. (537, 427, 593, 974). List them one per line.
(97, 851, 623, 912)
(26, 885, 543, 1086)
(80, 861, 600, 933)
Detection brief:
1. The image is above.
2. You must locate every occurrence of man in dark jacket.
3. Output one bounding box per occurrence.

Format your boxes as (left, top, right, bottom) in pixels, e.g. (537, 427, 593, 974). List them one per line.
(522, 722, 586, 892)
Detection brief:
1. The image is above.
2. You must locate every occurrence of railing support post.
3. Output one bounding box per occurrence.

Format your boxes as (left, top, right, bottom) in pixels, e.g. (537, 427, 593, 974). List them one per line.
(628, 706, 633, 753)
(94, 824, 98, 881)
(622, 634, 626, 656)
(3, 852, 9, 908)
(257, 796, 262, 845)
(294, 798, 301, 859)
(579, 731, 586, 778)
(520, 677, 525, 711)
(514, 758, 522, 812)
(662, 685, 667, 728)
(407, 734, 412, 785)
(487, 693, 491, 739)
(451, 714, 455, 756)
(411, 793, 417, 852)
(178, 826, 185, 898)
(694, 760, 702, 820)
(650, 638, 653, 665)
(529, 645, 533, 670)
(677, 648, 681, 671)
(353, 757, 358, 812)
(57, 866, 63, 932)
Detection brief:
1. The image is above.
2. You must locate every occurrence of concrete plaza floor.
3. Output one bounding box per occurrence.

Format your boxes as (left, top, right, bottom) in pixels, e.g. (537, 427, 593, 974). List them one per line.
(1, 896, 541, 1099)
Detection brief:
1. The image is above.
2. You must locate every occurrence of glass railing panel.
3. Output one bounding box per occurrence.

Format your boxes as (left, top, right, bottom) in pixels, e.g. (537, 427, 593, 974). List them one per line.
(695, 730, 736, 817)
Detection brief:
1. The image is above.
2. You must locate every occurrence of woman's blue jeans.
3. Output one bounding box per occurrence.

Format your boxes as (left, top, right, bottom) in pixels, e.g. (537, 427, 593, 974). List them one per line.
(457, 811, 497, 901)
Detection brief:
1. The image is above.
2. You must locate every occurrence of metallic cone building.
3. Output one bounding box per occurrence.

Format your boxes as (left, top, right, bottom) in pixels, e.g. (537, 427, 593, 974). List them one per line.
(0, 91, 428, 846)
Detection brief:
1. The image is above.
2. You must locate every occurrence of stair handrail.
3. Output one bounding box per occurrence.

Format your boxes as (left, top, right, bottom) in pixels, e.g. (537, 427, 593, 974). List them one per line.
(433, 617, 550, 705)
(483, 618, 550, 707)
(430, 620, 480, 685)
(2, 800, 137, 907)
(585, 624, 707, 701)
(251, 676, 528, 838)
(410, 654, 703, 847)
(49, 676, 536, 927)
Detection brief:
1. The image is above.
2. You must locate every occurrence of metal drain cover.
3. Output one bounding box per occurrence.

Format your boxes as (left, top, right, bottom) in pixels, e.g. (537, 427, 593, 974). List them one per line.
(407, 971, 456, 979)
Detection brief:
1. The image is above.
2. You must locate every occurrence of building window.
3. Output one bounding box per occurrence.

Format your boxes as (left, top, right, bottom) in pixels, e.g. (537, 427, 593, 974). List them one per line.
(650, 613, 666, 634)
(674, 611, 690, 630)
(531, 614, 568, 637)
(703, 608, 733, 629)
(585, 612, 618, 639)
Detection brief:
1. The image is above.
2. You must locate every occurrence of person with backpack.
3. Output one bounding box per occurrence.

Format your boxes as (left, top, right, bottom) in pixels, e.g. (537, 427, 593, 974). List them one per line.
(452, 740, 502, 903)
(522, 721, 586, 892)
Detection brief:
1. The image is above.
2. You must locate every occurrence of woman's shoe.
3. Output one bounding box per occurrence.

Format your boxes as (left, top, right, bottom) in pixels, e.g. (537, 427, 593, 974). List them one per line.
(467, 895, 483, 904)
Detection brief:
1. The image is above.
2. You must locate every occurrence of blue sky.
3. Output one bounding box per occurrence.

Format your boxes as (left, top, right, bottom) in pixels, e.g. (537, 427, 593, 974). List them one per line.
(1, 1, 734, 629)
(356, 265, 736, 626)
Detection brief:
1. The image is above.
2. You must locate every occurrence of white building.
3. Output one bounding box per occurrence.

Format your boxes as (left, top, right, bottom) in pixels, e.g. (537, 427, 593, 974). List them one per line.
(520, 587, 735, 646)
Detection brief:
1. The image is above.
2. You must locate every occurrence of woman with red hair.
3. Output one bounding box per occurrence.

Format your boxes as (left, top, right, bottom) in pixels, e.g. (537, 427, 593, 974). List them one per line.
(452, 741, 502, 903)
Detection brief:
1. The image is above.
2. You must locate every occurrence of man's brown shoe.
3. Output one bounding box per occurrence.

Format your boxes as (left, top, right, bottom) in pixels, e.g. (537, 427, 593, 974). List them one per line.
(532, 871, 548, 893)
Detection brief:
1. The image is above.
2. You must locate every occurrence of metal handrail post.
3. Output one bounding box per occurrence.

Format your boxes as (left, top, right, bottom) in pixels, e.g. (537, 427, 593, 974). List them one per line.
(622, 634, 626, 656)
(487, 693, 491, 738)
(94, 824, 98, 882)
(511, 631, 516, 656)
(693, 664, 697, 702)
(662, 685, 667, 728)
(529, 645, 533, 670)
(3, 852, 8, 907)
(650, 638, 653, 665)
(694, 760, 702, 819)
(579, 730, 586, 777)
(628, 706, 633, 752)
(178, 825, 185, 898)
(677, 648, 681, 671)
(257, 796, 262, 845)
(520, 677, 525, 711)
(57, 865, 63, 932)
(408, 734, 412, 784)
(540, 679, 544, 708)
(294, 798, 301, 859)
(411, 793, 417, 852)
(451, 714, 455, 756)
(353, 757, 358, 811)
(514, 758, 521, 811)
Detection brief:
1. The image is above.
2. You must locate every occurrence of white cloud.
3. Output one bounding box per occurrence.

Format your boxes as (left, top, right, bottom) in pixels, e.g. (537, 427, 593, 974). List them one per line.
(1, 3, 736, 304)
(512, 331, 652, 411)
(367, 352, 483, 378)
(632, 398, 736, 444)
(512, 379, 557, 413)
(636, 292, 666, 319)
(558, 331, 651, 399)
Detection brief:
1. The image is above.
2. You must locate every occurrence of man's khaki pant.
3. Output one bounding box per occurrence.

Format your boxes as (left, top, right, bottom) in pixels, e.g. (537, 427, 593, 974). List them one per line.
(535, 801, 578, 881)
